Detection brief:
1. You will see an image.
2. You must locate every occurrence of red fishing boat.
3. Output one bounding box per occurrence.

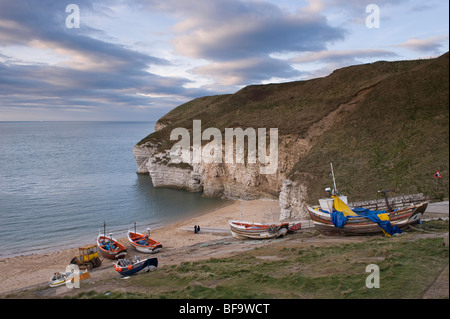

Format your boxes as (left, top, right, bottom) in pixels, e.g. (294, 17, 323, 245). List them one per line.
(96, 223, 127, 259)
(128, 222, 162, 254)
(97, 233, 127, 260)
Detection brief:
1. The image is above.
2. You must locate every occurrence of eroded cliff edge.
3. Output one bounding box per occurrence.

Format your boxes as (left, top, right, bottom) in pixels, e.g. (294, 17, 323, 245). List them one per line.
(134, 53, 449, 220)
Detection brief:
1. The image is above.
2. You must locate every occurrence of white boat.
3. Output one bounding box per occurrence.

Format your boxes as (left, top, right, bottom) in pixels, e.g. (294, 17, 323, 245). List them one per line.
(229, 220, 289, 239)
(49, 272, 70, 287)
(49, 271, 91, 287)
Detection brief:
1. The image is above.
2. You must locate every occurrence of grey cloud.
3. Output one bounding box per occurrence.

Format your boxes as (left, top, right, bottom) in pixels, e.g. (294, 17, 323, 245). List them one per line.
(0, 0, 206, 119)
(159, 0, 346, 60)
(140, 0, 346, 88)
(192, 56, 302, 86)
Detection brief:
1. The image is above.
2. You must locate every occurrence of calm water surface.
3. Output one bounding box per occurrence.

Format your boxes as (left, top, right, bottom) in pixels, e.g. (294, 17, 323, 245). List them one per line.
(0, 122, 226, 258)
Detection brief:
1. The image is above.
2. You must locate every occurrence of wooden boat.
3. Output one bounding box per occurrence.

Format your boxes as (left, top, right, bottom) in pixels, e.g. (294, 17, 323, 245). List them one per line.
(229, 220, 290, 239)
(114, 257, 158, 277)
(97, 234, 127, 260)
(127, 223, 162, 254)
(307, 198, 428, 236)
(307, 163, 428, 236)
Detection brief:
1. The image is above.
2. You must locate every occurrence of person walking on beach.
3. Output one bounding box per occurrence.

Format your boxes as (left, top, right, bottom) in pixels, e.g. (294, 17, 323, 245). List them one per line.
(194, 225, 198, 234)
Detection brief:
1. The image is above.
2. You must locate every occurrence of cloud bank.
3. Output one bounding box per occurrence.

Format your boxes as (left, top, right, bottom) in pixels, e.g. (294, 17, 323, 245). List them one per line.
(0, 0, 448, 120)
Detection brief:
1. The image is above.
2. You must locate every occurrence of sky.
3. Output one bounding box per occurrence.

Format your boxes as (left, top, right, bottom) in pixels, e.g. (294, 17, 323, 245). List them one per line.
(0, 0, 448, 121)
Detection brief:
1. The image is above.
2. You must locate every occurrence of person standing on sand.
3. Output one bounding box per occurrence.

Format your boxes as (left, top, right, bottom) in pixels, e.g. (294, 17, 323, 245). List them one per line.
(194, 225, 198, 234)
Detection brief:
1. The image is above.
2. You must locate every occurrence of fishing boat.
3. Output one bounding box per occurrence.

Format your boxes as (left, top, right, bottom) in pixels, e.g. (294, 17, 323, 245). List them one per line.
(49, 271, 91, 287)
(49, 272, 71, 287)
(228, 201, 290, 239)
(127, 222, 162, 254)
(307, 163, 428, 236)
(114, 256, 158, 277)
(229, 220, 290, 239)
(97, 222, 127, 260)
(97, 234, 127, 260)
(307, 199, 427, 236)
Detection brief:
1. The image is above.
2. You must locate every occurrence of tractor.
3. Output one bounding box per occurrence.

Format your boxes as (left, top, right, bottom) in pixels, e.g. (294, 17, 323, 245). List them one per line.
(70, 244, 102, 270)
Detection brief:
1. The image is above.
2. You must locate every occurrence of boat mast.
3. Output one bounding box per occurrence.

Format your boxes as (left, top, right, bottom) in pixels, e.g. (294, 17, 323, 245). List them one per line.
(330, 162, 338, 195)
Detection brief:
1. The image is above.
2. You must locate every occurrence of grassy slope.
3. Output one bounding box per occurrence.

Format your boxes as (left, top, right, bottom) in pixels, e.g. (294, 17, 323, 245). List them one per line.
(138, 53, 449, 203)
(293, 53, 449, 202)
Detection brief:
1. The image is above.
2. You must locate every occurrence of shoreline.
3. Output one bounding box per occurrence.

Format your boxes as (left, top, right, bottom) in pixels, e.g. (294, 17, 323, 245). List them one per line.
(0, 199, 233, 260)
(0, 199, 282, 295)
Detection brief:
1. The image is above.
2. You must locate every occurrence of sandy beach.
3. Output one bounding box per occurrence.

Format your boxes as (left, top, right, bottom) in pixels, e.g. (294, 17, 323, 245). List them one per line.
(0, 199, 282, 295)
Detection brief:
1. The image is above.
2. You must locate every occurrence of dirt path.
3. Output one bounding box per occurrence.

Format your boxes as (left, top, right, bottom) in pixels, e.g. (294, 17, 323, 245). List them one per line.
(421, 263, 449, 299)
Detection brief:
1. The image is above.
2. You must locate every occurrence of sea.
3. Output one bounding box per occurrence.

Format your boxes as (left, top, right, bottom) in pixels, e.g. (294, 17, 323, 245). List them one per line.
(0, 121, 227, 258)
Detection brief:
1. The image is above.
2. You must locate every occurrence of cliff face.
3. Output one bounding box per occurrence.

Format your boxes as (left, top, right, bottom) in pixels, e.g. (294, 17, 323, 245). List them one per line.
(134, 53, 449, 220)
(133, 133, 307, 201)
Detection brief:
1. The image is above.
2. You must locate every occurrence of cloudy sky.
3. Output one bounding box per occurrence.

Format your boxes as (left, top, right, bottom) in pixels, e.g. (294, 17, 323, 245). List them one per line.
(0, 0, 448, 121)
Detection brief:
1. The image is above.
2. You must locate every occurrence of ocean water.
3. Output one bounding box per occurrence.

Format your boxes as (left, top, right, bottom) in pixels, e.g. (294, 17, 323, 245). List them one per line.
(0, 122, 227, 258)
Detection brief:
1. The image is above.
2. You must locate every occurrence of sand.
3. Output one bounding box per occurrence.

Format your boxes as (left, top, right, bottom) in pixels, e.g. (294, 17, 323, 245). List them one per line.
(0, 199, 282, 295)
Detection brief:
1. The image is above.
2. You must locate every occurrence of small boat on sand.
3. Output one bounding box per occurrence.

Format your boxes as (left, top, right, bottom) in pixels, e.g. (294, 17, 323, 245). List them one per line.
(127, 222, 162, 254)
(114, 256, 158, 277)
(49, 271, 91, 287)
(49, 272, 71, 287)
(97, 233, 127, 260)
(97, 222, 127, 260)
(229, 220, 289, 239)
(228, 202, 290, 239)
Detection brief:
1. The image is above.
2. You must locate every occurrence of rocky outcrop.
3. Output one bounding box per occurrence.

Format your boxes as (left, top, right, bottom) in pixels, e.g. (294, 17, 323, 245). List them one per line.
(133, 142, 157, 174)
(133, 135, 309, 208)
(133, 85, 378, 219)
(279, 178, 309, 220)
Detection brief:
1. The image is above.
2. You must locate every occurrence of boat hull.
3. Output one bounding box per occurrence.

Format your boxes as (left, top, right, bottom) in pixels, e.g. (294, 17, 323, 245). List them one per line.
(114, 258, 158, 276)
(127, 231, 162, 254)
(307, 202, 428, 236)
(229, 220, 289, 239)
(97, 235, 127, 260)
(49, 271, 90, 287)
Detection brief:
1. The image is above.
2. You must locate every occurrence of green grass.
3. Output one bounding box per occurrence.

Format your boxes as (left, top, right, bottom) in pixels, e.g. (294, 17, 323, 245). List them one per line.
(75, 220, 449, 299)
